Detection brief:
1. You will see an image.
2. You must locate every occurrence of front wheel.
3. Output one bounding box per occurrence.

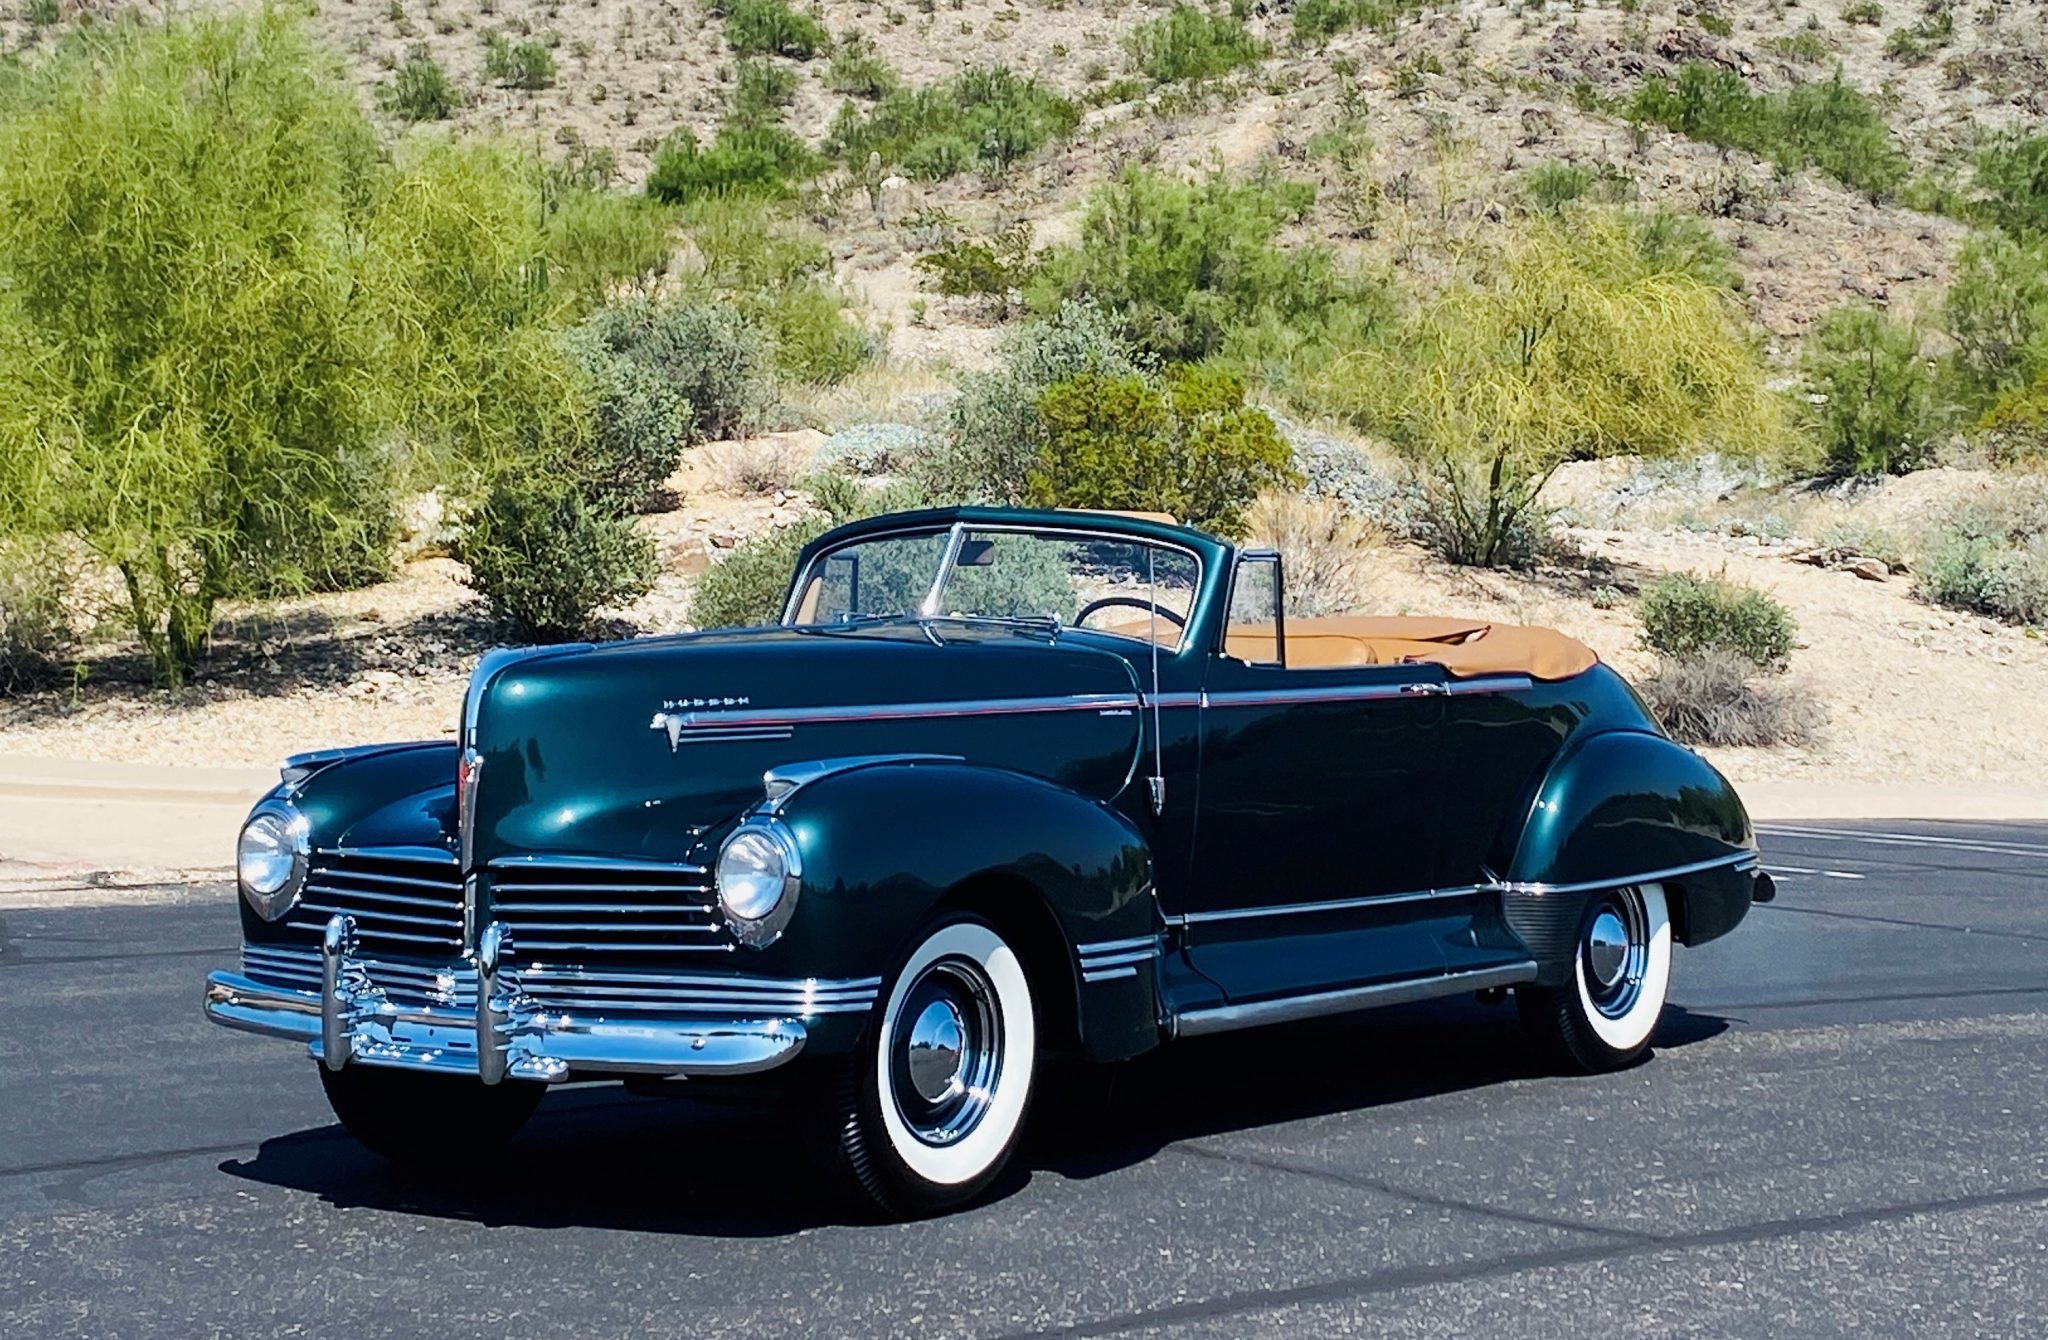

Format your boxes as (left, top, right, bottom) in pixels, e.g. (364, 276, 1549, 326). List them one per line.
(816, 914, 1038, 1218)
(1517, 883, 1673, 1073)
(319, 1065, 545, 1165)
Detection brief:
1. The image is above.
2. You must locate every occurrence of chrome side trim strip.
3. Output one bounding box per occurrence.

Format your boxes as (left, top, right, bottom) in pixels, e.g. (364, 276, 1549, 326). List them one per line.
(1486, 851, 1760, 897)
(664, 692, 1145, 733)
(1172, 962, 1538, 1038)
(1172, 885, 1483, 925)
(1077, 934, 1161, 984)
(1077, 935, 1160, 955)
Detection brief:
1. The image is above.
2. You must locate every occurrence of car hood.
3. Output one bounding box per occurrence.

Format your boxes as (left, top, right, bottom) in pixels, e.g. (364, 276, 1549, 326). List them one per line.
(464, 623, 1146, 864)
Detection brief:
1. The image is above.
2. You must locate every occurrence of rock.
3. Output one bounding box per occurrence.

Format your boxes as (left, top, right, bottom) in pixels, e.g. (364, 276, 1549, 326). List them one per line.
(1850, 558, 1889, 582)
(709, 532, 741, 550)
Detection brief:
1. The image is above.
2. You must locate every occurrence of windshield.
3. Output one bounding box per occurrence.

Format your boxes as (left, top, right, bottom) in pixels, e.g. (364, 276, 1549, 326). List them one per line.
(787, 526, 1201, 649)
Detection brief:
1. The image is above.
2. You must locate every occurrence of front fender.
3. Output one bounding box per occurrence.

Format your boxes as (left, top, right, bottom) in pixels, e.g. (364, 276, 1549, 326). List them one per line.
(1501, 729, 1758, 974)
(764, 762, 1158, 1061)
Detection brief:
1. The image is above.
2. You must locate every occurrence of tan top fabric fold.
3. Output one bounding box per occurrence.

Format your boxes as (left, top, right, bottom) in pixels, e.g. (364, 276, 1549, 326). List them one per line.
(1220, 616, 1597, 680)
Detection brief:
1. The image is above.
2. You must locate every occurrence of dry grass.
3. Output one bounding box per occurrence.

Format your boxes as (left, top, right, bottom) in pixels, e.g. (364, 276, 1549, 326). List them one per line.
(1243, 491, 1383, 617)
(1637, 650, 1827, 748)
(700, 439, 808, 497)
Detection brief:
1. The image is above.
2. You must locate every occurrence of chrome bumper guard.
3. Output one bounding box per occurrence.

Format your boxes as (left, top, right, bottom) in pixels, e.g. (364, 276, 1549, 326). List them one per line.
(204, 914, 823, 1084)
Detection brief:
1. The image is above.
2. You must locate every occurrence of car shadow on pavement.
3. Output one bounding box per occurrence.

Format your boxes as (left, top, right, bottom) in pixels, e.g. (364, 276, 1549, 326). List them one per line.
(217, 999, 1727, 1235)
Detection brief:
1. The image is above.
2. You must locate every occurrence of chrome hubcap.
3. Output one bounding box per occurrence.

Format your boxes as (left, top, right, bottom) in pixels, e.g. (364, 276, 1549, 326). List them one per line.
(889, 958, 1002, 1147)
(904, 998, 968, 1103)
(1585, 909, 1630, 989)
(1581, 889, 1649, 1020)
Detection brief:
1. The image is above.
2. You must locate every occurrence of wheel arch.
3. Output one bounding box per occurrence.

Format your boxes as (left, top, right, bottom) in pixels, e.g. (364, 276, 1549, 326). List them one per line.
(1497, 729, 1760, 975)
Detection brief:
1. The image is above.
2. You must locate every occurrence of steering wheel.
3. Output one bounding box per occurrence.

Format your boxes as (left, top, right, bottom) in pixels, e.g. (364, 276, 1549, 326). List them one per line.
(1074, 595, 1188, 631)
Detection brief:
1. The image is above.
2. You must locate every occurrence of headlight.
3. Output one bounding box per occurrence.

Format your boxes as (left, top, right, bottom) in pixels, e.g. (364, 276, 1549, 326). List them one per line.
(237, 809, 307, 921)
(716, 820, 801, 948)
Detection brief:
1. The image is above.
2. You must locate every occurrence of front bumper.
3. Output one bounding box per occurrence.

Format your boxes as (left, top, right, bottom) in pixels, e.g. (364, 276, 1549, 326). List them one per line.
(203, 915, 871, 1084)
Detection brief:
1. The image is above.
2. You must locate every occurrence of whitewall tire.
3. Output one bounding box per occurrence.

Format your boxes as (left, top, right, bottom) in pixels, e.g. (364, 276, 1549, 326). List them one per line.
(1518, 883, 1673, 1073)
(819, 914, 1038, 1216)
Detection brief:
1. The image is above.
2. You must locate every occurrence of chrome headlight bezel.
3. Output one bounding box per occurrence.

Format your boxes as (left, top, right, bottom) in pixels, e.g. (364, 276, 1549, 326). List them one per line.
(716, 818, 802, 949)
(237, 803, 310, 922)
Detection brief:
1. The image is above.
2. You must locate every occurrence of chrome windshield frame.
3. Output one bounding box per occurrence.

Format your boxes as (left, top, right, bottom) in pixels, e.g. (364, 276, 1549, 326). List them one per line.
(781, 520, 1209, 653)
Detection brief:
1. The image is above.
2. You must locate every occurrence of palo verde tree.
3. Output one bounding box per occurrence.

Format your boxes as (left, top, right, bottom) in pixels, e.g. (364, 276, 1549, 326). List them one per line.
(0, 11, 386, 685)
(1326, 210, 1783, 567)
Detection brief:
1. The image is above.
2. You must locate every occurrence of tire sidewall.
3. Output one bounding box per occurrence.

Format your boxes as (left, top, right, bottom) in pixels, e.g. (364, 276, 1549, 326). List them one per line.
(864, 915, 1037, 1199)
(1569, 882, 1673, 1058)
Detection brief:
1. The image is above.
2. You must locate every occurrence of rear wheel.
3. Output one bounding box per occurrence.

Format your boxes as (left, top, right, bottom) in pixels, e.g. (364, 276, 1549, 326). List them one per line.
(1517, 883, 1672, 1073)
(319, 1066, 545, 1165)
(816, 914, 1038, 1218)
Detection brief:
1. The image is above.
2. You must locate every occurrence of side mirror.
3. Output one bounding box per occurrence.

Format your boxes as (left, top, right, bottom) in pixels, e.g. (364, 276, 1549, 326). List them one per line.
(1224, 550, 1285, 667)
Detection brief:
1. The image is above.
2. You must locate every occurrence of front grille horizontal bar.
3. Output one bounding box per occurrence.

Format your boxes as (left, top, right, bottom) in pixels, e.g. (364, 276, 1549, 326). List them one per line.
(491, 880, 711, 896)
(299, 902, 459, 931)
(491, 900, 717, 917)
(303, 882, 457, 911)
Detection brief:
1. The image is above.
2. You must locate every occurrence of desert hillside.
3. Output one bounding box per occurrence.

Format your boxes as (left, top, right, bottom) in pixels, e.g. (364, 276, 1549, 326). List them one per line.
(3, 0, 2046, 797)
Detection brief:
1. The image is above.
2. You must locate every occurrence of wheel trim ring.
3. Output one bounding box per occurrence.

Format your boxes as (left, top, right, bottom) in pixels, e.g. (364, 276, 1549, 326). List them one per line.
(887, 957, 1003, 1147)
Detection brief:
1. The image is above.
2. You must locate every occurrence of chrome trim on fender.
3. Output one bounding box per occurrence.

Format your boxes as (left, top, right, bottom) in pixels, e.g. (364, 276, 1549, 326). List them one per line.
(1172, 962, 1538, 1038)
(1194, 676, 1534, 710)
(1485, 850, 1760, 897)
(1077, 934, 1162, 984)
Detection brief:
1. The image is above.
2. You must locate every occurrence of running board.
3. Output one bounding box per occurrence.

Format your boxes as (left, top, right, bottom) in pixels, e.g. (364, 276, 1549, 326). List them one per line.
(1170, 962, 1539, 1039)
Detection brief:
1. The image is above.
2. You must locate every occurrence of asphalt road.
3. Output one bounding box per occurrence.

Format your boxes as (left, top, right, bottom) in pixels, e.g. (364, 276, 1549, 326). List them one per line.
(2, 820, 2044, 1339)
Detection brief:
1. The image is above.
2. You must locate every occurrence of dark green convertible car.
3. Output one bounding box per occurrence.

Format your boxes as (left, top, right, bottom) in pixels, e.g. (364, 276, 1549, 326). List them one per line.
(205, 505, 1769, 1215)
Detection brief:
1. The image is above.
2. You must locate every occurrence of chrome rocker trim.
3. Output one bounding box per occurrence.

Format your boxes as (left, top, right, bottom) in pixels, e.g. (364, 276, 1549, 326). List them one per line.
(1171, 962, 1538, 1039)
(201, 915, 879, 1084)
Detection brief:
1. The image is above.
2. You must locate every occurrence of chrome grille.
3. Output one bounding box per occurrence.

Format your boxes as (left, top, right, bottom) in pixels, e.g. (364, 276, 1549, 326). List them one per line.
(239, 943, 474, 1009)
(487, 855, 731, 964)
(287, 846, 464, 958)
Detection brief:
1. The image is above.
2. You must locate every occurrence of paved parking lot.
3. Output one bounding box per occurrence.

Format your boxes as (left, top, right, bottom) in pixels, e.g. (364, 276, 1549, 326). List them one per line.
(2, 820, 2044, 1338)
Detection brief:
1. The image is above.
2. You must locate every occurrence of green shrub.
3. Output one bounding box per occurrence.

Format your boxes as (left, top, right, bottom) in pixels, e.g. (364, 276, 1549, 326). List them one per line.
(1972, 134, 2048, 239)
(732, 58, 798, 126)
(1027, 168, 1370, 362)
(1638, 650, 1825, 747)
(1763, 31, 1832, 64)
(688, 475, 929, 629)
(1292, 0, 1428, 42)
(1630, 209, 1736, 288)
(1842, 1, 1883, 24)
(382, 44, 458, 121)
(1638, 572, 1797, 670)
(1521, 161, 1632, 213)
(916, 301, 1139, 503)
(0, 11, 397, 684)
(1125, 4, 1268, 84)
(573, 295, 771, 444)
(645, 125, 813, 203)
(1030, 366, 1296, 537)
(825, 32, 898, 98)
(678, 199, 874, 385)
(1320, 213, 1782, 569)
(1630, 64, 1907, 201)
(484, 33, 556, 89)
(1944, 232, 2048, 401)
(827, 66, 1078, 180)
(1914, 486, 2048, 625)
(541, 186, 676, 306)
(1799, 303, 1940, 476)
(724, 0, 826, 59)
(457, 478, 657, 639)
(24, 0, 58, 26)
(914, 221, 1036, 312)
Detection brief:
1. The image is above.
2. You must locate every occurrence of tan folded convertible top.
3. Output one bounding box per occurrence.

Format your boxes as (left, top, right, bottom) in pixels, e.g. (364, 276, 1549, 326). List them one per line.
(1221, 616, 1598, 681)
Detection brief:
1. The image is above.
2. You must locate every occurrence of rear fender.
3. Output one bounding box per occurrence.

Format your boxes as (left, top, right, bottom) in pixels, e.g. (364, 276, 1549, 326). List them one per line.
(768, 761, 1160, 1062)
(1498, 730, 1758, 980)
